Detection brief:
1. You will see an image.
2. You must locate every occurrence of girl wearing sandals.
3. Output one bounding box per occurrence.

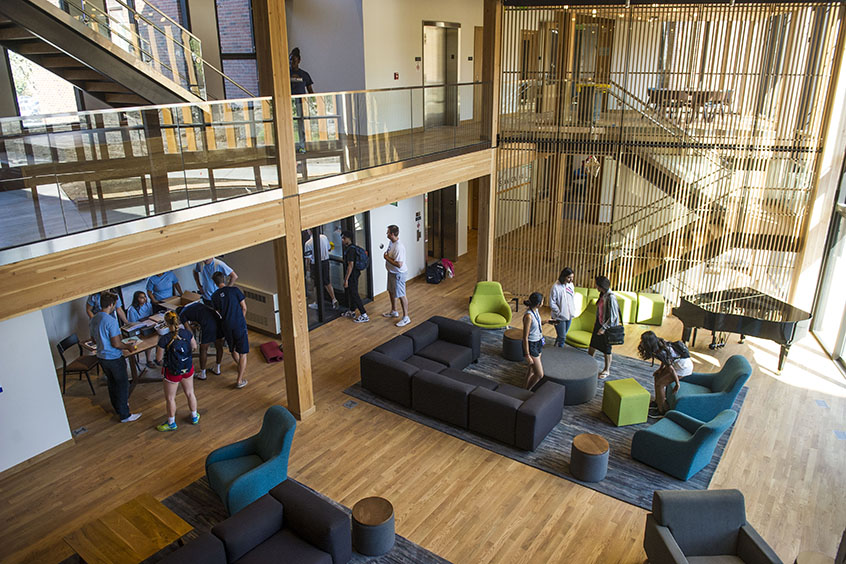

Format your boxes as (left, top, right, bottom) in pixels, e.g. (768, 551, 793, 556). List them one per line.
(588, 275, 620, 379)
(522, 292, 546, 390)
(155, 311, 199, 432)
(638, 331, 693, 416)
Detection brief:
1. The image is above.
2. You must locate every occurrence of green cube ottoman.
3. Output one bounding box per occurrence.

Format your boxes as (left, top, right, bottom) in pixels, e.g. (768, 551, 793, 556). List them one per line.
(636, 292, 665, 326)
(615, 291, 638, 324)
(602, 378, 650, 426)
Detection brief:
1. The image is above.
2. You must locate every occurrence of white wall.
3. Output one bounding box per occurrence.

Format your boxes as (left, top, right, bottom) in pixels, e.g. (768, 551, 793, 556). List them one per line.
(224, 242, 278, 294)
(0, 311, 72, 473)
(368, 196, 426, 297)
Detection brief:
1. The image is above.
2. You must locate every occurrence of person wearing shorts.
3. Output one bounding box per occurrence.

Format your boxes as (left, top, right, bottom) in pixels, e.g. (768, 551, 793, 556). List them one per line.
(211, 271, 250, 389)
(305, 230, 338, 310)
(155, 311, 199, 432)
(522, 292, 546, 390)
(179, 302, 224, 380)
(638, 331, 694, 417)
(383, 224, 410, 327)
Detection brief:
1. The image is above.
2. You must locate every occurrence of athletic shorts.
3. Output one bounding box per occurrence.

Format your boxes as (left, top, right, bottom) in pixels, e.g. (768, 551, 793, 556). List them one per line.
(163, 365, 194, 383)
(198, 320, 222, 345)
(387, 271, 407, 298)
(311, 261, 330, 285)
(527, 339, 544, 358)
(225, 329, 250, 355)
(674, 357, 694, 377)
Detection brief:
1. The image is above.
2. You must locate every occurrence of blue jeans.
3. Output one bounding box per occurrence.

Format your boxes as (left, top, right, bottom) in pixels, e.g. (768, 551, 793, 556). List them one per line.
(554, 319, 572, 347)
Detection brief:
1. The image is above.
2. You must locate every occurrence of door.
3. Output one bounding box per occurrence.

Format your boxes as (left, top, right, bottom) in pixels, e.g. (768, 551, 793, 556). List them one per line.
(426, 185, 458, 260)
(423, 22, 460, 128)
(813, 201, 846, 365)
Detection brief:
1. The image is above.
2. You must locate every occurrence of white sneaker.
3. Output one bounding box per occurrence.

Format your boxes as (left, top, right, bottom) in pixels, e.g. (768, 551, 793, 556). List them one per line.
(354, 314, 370, 323)
(211, 364, 221, 375)
(396, 316, 411, 327)
(341, 310, 356, 318)
(332, 300, 339, 309)
(121, 413, 142, 423)
(308, 303, 319, 310)
(382, 311, 400, 318)
(196, 370, 207, 380)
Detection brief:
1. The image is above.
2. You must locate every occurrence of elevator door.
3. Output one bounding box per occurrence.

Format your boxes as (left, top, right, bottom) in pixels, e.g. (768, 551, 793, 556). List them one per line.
(426, 185, 458, 261)
(423, 22, 460, 128)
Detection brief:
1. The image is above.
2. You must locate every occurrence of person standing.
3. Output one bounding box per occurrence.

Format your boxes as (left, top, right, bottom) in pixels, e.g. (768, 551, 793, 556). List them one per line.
(289, 47, 314, 153)
(383, 224, 410, 327)
(549, 267, 576, 347)
(127, 291, 156, 369)
(86, 290, 128, 325)
(194, 257, 238, 304)
(154, 311, 199, 432)
(89, 292, 141, 423)
(587, 275, 620, 379)
(305, 229, 338, 310)
(211, 271, 249, 389)
(522, 292, 546, 390)
(146, 271, 183, 311)
(637, 331, 693, 417)
(341, 230, 368, 323)
(178, 301, 224, 381)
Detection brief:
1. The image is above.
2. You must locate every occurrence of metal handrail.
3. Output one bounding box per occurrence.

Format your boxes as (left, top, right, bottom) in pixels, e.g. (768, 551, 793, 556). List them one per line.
(201, 60, 256, 98)
(291, 81, 488, 99)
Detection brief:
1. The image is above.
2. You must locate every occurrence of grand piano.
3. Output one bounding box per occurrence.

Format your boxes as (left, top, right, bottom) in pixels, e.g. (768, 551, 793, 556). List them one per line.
(673, 287, 812, 372)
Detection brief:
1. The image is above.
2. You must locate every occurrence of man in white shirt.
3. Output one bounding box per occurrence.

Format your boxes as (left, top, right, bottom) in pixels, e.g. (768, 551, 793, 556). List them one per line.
(305, 230, 338, 310)
(550, 267, 576, 347)
(382, 224, 410, 327)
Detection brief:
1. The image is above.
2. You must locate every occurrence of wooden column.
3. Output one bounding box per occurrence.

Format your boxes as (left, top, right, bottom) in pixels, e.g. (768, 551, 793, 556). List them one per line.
(478, 0, 502, 282)
(253, 0, 315, 419)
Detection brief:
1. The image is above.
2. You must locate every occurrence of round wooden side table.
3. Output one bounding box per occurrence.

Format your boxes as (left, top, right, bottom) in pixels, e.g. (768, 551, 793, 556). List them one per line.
(352, 496, 395, 556)
(503, 328, 524, 361)
(570, 433, 610, 482)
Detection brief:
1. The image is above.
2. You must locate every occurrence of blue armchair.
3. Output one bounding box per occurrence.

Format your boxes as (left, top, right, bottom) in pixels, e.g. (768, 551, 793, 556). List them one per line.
(666, 355, 751, 421)
(206, 405, 297, 515)
(631, 409, 737, 480)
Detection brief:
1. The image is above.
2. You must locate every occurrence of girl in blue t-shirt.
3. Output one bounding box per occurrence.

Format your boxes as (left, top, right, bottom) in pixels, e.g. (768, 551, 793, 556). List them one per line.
(128, 291, 157, 368)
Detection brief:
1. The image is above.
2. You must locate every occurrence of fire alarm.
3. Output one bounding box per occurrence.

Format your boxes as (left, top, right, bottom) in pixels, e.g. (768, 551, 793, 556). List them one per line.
(394, 72, 399, 80)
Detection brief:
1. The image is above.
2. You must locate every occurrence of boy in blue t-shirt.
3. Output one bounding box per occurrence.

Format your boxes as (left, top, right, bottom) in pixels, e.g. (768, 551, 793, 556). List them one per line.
(210, 271, 249, 389)
(146, 271, 183, 310)
(86, 290, 128, 324)
(194, 258, 238, 302)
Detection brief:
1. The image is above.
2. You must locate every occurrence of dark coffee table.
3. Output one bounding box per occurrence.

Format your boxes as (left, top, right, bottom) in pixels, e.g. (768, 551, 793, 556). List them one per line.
(534, 345, 598, 405)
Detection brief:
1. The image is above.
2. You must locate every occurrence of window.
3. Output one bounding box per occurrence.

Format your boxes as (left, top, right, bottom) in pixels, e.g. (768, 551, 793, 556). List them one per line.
(215, 0, 258, 98)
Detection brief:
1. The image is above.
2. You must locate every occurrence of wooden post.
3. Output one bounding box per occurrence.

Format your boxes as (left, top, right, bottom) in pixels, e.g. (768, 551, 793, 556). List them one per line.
(253, 0, 315, 419)
(477, 150, 497, 282)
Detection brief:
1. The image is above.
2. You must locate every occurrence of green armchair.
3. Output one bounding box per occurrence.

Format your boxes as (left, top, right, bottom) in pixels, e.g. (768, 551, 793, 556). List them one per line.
(469, 281, 512, 329)
(565, 299, 597, 349)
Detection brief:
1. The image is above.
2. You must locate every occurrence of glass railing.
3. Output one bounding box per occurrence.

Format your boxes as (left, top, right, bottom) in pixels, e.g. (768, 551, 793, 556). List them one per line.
(0, 82, 489, 251)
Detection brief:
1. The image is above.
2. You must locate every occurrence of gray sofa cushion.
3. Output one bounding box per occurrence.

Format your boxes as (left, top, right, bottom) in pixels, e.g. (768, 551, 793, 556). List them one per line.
(412, 370, 476, 428)
(360, 351, 417, 407)
(235, 529, 331, 564)
(374, 335, 414, 361)
(687, 557, 745, 564)
(158, 533, 226, 564)
(515, 381, 565, 451)
(406, 355, 447, 374)
(417, 340, 474, 369)
(403, 321, 440, 353)
(441, 368, 498, 391)
(654, 489, 746, 557)
(430, 316, 481, 360)
(468, 387, 522, 445)
(212, 494, 284, 562)
(496, 382, 534, 402)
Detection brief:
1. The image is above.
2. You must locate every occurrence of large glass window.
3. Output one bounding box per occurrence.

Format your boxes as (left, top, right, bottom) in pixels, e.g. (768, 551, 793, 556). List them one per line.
(7, 51, 78, 116)
(214, 0, 258, 98)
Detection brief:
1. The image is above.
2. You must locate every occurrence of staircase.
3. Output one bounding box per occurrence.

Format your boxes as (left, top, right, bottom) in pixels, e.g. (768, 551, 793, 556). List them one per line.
(0, 0, 252, 108)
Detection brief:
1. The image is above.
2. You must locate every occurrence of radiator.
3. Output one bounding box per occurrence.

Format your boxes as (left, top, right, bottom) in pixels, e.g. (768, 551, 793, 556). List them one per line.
(239, 283, 280, 335)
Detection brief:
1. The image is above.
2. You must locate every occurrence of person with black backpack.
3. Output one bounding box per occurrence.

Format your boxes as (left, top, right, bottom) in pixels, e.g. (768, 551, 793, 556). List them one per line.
(340, 231, 369, 323)
(637, 330, 694, 418)
(155, 311, 199, 432)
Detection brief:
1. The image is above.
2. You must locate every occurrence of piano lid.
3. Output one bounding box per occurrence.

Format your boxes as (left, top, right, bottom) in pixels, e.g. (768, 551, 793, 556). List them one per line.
(682, 287, 811, 324)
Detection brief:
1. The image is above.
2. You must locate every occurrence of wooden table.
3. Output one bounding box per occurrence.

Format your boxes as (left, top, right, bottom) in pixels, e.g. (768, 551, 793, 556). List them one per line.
(352, 496, 395, 556)
(122, 331, 163, 384)
(64, 493, 192, 564)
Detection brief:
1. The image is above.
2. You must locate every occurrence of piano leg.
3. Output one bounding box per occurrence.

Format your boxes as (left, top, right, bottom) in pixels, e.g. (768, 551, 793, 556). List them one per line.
(739, 334, 746, 344)
(692, 328, 697, 348)
(682, 325, 692, 343)
(709, 331, 718, 350)
(778, 345, 790, 372)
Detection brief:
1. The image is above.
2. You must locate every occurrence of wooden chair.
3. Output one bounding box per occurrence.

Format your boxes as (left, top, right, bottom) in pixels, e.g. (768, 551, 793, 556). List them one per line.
(57, 334, 99, 395)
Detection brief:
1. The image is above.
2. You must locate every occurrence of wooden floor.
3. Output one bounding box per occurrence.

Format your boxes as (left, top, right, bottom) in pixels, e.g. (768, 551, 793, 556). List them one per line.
(1, 232, 845, 563)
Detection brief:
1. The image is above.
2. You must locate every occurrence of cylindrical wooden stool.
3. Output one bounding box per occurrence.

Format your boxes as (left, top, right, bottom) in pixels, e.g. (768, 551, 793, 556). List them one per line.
(570, 433, 610, 482)
(503, 328, 524, 361)
(352, 496, 395, 556)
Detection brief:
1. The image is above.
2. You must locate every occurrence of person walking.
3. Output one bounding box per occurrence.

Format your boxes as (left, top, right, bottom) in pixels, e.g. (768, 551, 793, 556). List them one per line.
(522, 292, 546, 390)
(194, 257, 238, 304)
(587, 275, 620, 379)
(154, 311, 199, 432)
(341, 230, 369, 323)
(88, 292, 141, 423)
(383, 224, 410, 327)
(289, 47, 314, 153)
(178, 301, 224, 380)
(637, 331, 693, 417)
(211, 271, 249, 389)
(305, 229, 338, 310)
(127, 290, 156, 369)
(549, 267, 576, 347)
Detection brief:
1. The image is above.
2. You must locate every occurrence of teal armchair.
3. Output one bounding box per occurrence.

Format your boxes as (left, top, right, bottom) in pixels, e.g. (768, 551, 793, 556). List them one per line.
(631, 409, 737, 480)
(667, 355, 751, 421)
(206, 405, 297, 515)
(469, 281, 512, 329)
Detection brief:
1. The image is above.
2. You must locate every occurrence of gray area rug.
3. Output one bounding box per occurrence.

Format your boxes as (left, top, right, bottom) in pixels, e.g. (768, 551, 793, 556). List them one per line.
(344, 321, 747, 510)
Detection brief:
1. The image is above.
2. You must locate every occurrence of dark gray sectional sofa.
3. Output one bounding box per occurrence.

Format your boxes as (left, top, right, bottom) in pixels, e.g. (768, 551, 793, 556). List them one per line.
(159, 480, 351, 564)
(360, 316, 565, 451)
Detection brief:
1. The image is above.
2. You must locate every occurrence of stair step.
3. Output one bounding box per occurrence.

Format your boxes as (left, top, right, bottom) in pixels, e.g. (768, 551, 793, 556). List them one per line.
(84, 81, 130, 93)
(13, 41, 61, 55)
(104, 93, 147, 105)
(37, 55, 83, 69)
(0, 27, 36, 41)
(61, 69, 103, 81)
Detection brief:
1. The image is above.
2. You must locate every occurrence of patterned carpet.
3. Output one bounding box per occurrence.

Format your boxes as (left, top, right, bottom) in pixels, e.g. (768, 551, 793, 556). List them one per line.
(345, 321, 747, 510)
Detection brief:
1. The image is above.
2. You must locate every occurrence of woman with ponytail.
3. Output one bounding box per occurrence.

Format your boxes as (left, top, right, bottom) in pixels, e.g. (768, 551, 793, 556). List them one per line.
(522, 292, 546, 389)
(154, 311, 199, 432)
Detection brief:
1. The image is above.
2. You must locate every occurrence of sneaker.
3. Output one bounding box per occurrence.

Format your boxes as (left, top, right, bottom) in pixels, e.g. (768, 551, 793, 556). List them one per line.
(308, 303, 319, 310)
(121, 413, 142, 423)
(354, 314, 370, 323)
(382, 311, 400, 318)
(341, 310, 356, 318)
(156, 421, 177, 432)
(148, 360, 159, 368)
(396, 316, 411, 327)
(648, 406, 663, 419)
(236, 380, 248, 389)
(211, 366, 221, 375)
(191, 413, 200, 425)
(332, 300, 339, 309)
(196, 371, 207, 381)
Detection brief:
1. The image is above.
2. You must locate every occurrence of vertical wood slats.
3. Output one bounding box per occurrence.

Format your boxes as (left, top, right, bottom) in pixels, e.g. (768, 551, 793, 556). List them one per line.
(494, 3, 843, 304)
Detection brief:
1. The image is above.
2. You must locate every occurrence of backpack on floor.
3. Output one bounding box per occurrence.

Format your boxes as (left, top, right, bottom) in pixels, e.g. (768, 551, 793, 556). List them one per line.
(352, 245, 370, 271)
(165, 333, 193, 375)
(426, 261, 446, 284)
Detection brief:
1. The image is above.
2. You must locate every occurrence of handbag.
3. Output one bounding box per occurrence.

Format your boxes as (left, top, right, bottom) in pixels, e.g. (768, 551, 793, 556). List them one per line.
(605, 324, 625, 346)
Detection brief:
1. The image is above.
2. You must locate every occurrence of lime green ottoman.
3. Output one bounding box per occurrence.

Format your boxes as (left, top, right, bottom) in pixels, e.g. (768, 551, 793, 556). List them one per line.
(636, 292, 665, 326)
(615, 291, 638, 324)
(602, 378, 650, 426)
